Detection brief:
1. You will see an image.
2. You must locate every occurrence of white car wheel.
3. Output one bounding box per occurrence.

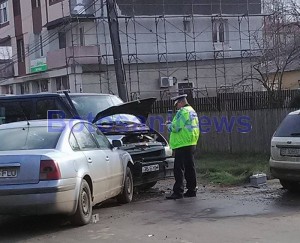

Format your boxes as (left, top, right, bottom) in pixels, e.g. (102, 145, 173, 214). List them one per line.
(117, 167, 133, 204)
(71, 179, 92, 226)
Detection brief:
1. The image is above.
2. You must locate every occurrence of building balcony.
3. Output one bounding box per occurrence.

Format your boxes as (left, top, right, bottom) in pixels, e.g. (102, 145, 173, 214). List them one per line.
(47, 46, 100, 70)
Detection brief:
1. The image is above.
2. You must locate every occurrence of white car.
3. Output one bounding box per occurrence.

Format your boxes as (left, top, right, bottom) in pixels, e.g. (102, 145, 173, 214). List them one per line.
(0, 119, 134, 226)
(270, 109, 300, 192)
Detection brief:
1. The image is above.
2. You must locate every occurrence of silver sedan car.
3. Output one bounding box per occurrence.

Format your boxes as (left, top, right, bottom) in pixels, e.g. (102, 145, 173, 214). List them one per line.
(0, 119, 134, 226)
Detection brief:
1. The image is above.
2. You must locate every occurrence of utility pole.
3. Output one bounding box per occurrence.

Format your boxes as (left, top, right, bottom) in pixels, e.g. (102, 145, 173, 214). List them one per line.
(106, 0, 128, 102)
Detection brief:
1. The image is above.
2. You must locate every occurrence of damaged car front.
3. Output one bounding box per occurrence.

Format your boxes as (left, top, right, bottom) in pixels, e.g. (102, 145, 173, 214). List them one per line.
(69, 95, 174, 189)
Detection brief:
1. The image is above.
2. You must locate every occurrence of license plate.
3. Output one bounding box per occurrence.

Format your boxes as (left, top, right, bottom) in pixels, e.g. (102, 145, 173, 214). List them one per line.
(281, 148, 300, 156)
(142, 164, 159, 173)
(0, 168, 18, 178)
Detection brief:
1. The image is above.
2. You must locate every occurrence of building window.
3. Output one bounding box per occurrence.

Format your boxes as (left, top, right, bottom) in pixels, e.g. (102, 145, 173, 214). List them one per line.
(58, 32, 66, 49)
(31, 0, 40, 8)
(56, 76, 70, 91)
(17, 39, 25, 62)
(2, 85, 13, 94)
(20, 82, 30, 94)
(9, 85, 13, 94)
(72, 0, 86, 15)
(13, 0, 21, 17)
(219, 22, 224, 42)
(212, 19, 228, 43)
(39, 80, 48, 92)
(79, 27, 85, 46)
(183, 17, 191, 33)
(0, 1, 8, 24)
(49, 0, 63, 6)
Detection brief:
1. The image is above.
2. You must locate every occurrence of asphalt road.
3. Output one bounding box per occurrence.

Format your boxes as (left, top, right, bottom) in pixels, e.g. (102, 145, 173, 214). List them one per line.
(1, 179, 300, 243)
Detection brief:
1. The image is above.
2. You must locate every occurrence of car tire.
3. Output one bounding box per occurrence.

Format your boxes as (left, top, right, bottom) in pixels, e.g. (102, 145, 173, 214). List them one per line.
(280, 179, 300, 192)
(117, 167, 133, 204)
(71, 179, 92, 226)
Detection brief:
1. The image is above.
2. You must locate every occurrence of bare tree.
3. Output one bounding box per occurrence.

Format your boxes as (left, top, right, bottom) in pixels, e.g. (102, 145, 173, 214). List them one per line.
(251, 0, 300, 93)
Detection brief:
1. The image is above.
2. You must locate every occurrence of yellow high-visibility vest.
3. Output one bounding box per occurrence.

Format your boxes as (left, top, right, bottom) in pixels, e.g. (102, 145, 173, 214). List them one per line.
(168, 105, 200, 149)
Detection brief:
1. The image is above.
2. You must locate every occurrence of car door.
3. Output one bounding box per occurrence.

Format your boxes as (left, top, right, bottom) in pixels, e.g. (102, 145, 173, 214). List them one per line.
(72, 122, 110, 203)
(88, 124, 123, 197)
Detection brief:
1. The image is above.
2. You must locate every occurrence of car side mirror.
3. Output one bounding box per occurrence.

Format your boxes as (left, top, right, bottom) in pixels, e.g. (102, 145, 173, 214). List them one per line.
(112, 140, 122, 148)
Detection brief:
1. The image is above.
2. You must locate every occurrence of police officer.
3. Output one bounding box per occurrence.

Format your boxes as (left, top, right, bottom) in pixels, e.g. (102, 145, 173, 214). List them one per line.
(165, 94, 200, 200)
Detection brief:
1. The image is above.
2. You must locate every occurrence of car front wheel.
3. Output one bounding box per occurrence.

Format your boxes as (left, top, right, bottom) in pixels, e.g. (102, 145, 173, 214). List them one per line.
(117, 167, 133, 204)
(71, 179, 92, 226)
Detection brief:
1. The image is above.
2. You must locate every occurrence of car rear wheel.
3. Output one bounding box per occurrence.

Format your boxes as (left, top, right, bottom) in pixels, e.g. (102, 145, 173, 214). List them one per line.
(280, 179, 300, 192)
(117, 167, 133, 204)
(71, 179, 92, 226)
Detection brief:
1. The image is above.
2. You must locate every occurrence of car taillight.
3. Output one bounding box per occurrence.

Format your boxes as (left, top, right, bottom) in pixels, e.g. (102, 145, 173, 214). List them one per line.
(39, 160, 61, 180)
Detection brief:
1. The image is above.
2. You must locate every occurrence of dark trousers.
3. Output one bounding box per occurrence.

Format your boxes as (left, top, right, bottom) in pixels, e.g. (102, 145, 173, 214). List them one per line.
(173, 145, 197, 195)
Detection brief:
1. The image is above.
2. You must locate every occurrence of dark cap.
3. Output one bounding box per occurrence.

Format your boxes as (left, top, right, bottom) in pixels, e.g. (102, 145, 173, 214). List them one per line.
(171, 94, 187, 106)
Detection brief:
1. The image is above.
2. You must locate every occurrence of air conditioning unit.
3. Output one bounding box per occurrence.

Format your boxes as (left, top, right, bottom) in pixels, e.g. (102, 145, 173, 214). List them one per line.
(160, 77, 175, 88)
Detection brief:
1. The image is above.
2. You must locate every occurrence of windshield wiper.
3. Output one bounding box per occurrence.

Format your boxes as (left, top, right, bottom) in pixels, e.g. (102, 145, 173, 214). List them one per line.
(290, 133, 300, 136)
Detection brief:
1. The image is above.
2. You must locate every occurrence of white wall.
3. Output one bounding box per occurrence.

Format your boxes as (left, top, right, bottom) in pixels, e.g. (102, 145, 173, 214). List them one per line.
(77, 58, 262, 99)
(94, 11, 263, 65)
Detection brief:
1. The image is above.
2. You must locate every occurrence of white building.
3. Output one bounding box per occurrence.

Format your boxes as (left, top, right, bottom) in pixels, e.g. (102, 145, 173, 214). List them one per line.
(0, 0, 264, 100)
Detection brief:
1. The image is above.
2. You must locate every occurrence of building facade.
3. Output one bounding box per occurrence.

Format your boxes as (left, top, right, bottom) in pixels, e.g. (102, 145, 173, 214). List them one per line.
(0, 0, 264, 100)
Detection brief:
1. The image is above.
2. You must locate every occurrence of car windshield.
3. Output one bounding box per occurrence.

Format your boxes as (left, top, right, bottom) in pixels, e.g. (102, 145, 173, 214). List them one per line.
(0, 126, 61, 151)
(274, 114, 300, 137)
(70, 95, 123, 120)
(97, 114, 142, 125)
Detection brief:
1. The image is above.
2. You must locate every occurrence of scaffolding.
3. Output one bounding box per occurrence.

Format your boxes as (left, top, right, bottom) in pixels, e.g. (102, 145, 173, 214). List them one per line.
(75, 0, 270, 99)
(54, 0, 292, 100)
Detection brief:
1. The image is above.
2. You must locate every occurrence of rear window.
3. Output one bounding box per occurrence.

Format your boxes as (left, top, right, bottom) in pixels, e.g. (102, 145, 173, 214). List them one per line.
(0, 98, 71, 124)
(36, 99, 71, 119)
(0, 126, 61, 151)
(0, 100, 32, 124)
(274, 114, 300, 137)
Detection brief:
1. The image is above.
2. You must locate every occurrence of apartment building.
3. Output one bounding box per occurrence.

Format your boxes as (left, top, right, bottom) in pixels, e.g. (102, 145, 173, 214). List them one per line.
(0, 0, 264, 99)
(0, 0, 99, 95)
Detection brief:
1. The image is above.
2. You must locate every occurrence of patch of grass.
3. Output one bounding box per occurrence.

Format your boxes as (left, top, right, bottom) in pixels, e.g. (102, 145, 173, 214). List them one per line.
(195, 153, 270, 186)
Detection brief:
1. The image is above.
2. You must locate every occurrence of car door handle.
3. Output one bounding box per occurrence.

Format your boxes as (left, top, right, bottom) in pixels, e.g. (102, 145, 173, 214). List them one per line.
(106, 156, 110, 162)
(87, 158, 93, 163)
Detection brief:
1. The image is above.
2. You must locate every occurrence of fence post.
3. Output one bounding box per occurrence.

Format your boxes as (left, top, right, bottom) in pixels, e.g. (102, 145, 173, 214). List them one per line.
(217, 95, 221, 111)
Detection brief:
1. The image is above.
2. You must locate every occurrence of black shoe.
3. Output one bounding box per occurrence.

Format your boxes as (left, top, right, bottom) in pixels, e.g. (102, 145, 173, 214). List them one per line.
(183, 190, 197, 197)
(165, 193, 183, 200)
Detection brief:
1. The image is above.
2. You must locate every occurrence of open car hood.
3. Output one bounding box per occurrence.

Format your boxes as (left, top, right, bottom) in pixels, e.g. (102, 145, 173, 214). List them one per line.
(92, 97, 157, 124)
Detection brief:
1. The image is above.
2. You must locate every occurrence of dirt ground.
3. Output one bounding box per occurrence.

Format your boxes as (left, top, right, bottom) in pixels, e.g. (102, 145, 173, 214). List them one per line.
(3, 178, 300, 243)
(133, 178, 283, 202)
